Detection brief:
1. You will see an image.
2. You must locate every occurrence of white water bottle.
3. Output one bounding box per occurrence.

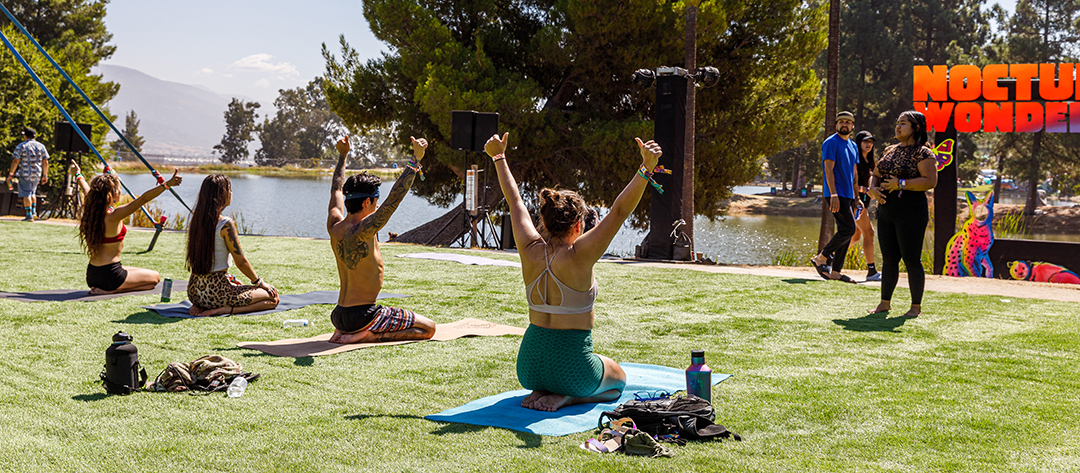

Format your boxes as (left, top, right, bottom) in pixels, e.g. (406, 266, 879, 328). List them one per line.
(282, 319, 309, 328)
(227, 376, 247, 398)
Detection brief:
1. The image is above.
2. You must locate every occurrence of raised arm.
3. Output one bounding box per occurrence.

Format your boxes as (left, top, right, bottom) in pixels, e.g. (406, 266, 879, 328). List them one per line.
(110, 169, 182, 220)
(222, 219, 276, 296)
(69, 161, 90, 196)
(352, 137, 427, 236)
(573, 138, 662, 262)
(327, 136, 350, 231)
(484, 133, 543, 250)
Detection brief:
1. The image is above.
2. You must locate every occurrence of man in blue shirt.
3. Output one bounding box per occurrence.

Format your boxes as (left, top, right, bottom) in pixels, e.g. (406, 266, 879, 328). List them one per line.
(6, 127, 49, 221)
(810, 112, 859, 282)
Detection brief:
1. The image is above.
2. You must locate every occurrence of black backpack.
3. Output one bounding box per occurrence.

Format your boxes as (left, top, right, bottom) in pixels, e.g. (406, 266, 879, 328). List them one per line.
(600, 395, 742, 442)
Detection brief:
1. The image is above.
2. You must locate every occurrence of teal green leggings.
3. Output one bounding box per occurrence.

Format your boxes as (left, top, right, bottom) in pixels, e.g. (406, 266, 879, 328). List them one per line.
(516, 324, 605, 398)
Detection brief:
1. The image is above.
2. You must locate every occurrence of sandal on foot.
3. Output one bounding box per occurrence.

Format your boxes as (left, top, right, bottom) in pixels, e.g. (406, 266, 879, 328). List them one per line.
(835, 274, 856, 283)
(810, 258, 831, 280)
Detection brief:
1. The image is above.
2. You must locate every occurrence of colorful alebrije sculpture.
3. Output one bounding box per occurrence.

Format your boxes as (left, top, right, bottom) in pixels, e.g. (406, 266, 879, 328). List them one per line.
(945, 191, 994, 278)
(1008, 261, 1080, 284)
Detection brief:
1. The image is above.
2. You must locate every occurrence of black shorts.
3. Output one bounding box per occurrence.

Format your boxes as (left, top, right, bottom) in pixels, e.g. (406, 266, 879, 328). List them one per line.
(86, 262, 128, 292)
(330, 304, 416, 334)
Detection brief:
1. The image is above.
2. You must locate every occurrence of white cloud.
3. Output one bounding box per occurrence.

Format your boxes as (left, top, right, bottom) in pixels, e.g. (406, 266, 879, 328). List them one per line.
(229, 53, 299, 79)
(255, 79, 270, 88)
(224, 74, 234, 78)
(198, 67, 213, 74)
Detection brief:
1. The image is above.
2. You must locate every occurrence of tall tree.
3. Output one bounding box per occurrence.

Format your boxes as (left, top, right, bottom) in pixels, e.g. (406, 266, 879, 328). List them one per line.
(255, 79, 345, 167)
(111, 109, 144, 159)
(214, 98, 260, 164)
(0, 0, 115, 64)
(323, 0, 826, 220)
(996, 0, 1080, 215)
(0, 0, 118, 197)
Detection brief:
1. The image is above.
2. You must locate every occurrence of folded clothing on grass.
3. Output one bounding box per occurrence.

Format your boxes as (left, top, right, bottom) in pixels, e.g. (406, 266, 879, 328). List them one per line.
(237, 318, 525, 357)
(424, 363, 731, 437)
(0, 279, 188, 303)
(143, 291, 409, 318)
(397, 252, 521, 267)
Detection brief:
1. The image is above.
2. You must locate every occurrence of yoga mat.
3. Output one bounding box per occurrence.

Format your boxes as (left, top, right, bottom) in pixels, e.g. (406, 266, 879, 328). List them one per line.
(0, 279, 188, 303)
(143, 291, 409, 318)
(398, 252, 521, 268)
(237, 318, 525, 357)
(424, 363, 731, 437)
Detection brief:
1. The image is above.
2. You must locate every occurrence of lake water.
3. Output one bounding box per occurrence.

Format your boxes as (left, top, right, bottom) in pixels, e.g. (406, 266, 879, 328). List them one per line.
(116, 172, 1076, 264)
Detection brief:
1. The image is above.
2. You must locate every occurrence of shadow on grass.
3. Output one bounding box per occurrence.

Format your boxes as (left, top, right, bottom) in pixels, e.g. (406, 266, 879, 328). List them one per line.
(832, 311, 911, 332)
(72, 393, 110, 402)
(218, 347, 315, 366)
(113, 310, 182, 325)
(781, 278, 816, 285)
(426, 419, 542, 448)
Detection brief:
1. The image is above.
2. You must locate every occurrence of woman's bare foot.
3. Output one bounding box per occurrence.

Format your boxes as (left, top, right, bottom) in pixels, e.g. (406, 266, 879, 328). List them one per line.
(901, 305, 921, 317)
(869, 301, 891, 314)
(208, 306, 233, 316)
(88, 287, 116, 295)
(530, 393, 574, 412)
(523, 388, 623, 412)
(521, 390, 550, 409)
(189, 304, 204, 316)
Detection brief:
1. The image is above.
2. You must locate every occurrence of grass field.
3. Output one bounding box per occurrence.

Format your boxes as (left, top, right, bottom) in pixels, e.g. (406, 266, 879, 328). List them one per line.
(1, 220, 1078, 472)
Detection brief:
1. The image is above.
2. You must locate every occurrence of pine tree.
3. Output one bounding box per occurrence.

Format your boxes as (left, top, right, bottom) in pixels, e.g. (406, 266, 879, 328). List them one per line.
(214, 99, 260, 164)
(111, 110, 144, 160)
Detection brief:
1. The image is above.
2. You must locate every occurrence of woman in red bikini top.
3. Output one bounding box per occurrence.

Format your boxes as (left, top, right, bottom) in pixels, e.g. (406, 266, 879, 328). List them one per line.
(71, 162, 183, 294)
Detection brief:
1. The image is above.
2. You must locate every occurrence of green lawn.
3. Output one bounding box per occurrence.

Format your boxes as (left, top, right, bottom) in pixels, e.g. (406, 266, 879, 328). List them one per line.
(1, 220, 1078, 472)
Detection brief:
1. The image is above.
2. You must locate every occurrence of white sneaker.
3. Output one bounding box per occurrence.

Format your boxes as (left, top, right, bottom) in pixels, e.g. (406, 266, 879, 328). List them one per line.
(865, 272, 882, 282)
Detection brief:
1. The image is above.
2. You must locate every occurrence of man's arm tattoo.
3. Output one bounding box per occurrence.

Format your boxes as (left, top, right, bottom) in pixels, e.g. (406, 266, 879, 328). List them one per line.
(358, 167, 415, 235)
(331, 151, 348, 193)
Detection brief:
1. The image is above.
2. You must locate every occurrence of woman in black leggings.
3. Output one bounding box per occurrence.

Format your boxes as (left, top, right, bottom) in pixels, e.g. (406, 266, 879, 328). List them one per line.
(866, 111, 938, 317)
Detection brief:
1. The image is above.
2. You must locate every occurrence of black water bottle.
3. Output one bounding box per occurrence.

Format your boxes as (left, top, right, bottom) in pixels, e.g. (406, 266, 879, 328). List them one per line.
(101, 332, 142, 395)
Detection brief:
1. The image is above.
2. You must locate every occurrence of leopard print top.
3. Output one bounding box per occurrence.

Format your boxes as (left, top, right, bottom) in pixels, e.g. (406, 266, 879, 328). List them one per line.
(877, 144, 935, 181)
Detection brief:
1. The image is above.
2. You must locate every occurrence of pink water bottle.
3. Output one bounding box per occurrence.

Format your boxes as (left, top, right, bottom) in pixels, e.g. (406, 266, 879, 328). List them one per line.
(685, 349, 712, 402)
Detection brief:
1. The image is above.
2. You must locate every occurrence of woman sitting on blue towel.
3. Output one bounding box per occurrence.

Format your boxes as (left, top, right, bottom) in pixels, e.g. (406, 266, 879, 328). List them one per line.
(484, 132, 662, 412)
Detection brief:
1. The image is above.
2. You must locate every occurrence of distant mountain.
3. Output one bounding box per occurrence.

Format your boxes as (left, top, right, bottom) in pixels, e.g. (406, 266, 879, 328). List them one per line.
(94, 65, 258, 157)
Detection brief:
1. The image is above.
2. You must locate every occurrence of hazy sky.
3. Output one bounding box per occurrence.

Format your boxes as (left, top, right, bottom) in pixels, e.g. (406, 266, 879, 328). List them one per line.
(102, 0, 1019, 107)
(101, 0, 387, 106)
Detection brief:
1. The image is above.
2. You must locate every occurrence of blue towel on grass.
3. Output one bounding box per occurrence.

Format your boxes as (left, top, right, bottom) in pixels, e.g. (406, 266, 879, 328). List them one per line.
(143, 291, 409, 318)
(424, 363, 731, 436)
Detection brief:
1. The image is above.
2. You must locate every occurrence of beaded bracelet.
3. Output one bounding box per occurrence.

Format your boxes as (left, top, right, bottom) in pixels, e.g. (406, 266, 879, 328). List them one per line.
(492, 153, 506, 162)
(74, 173, 84, 181)
(407, 159, 425, 181)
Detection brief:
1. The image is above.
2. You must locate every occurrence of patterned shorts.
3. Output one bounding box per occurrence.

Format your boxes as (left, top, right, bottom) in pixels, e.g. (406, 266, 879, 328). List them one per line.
(188, 272, 257, 310)
(330, 304, 417, 334)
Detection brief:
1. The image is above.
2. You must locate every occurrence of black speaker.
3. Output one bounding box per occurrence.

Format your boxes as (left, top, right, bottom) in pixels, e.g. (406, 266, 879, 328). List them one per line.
(472, 113, 499, 152)
(450, 110, 499, 152)
(54, 121, 93, 153)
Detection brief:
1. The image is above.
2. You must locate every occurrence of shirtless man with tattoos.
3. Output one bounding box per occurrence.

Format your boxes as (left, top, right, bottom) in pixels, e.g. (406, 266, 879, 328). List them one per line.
(326, 135, 437, 344)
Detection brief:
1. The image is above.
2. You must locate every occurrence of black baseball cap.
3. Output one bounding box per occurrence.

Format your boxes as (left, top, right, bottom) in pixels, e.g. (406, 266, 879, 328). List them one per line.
(854, 131, 874, 142)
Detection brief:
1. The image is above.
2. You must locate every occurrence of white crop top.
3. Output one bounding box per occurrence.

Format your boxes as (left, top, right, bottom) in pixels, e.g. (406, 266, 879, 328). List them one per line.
(212, 216, 233, 272)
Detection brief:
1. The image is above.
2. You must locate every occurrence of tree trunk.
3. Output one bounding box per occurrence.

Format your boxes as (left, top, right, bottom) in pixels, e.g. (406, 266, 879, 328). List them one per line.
(819, 0, 840, 252)
(1024, 131, 1043, 216)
